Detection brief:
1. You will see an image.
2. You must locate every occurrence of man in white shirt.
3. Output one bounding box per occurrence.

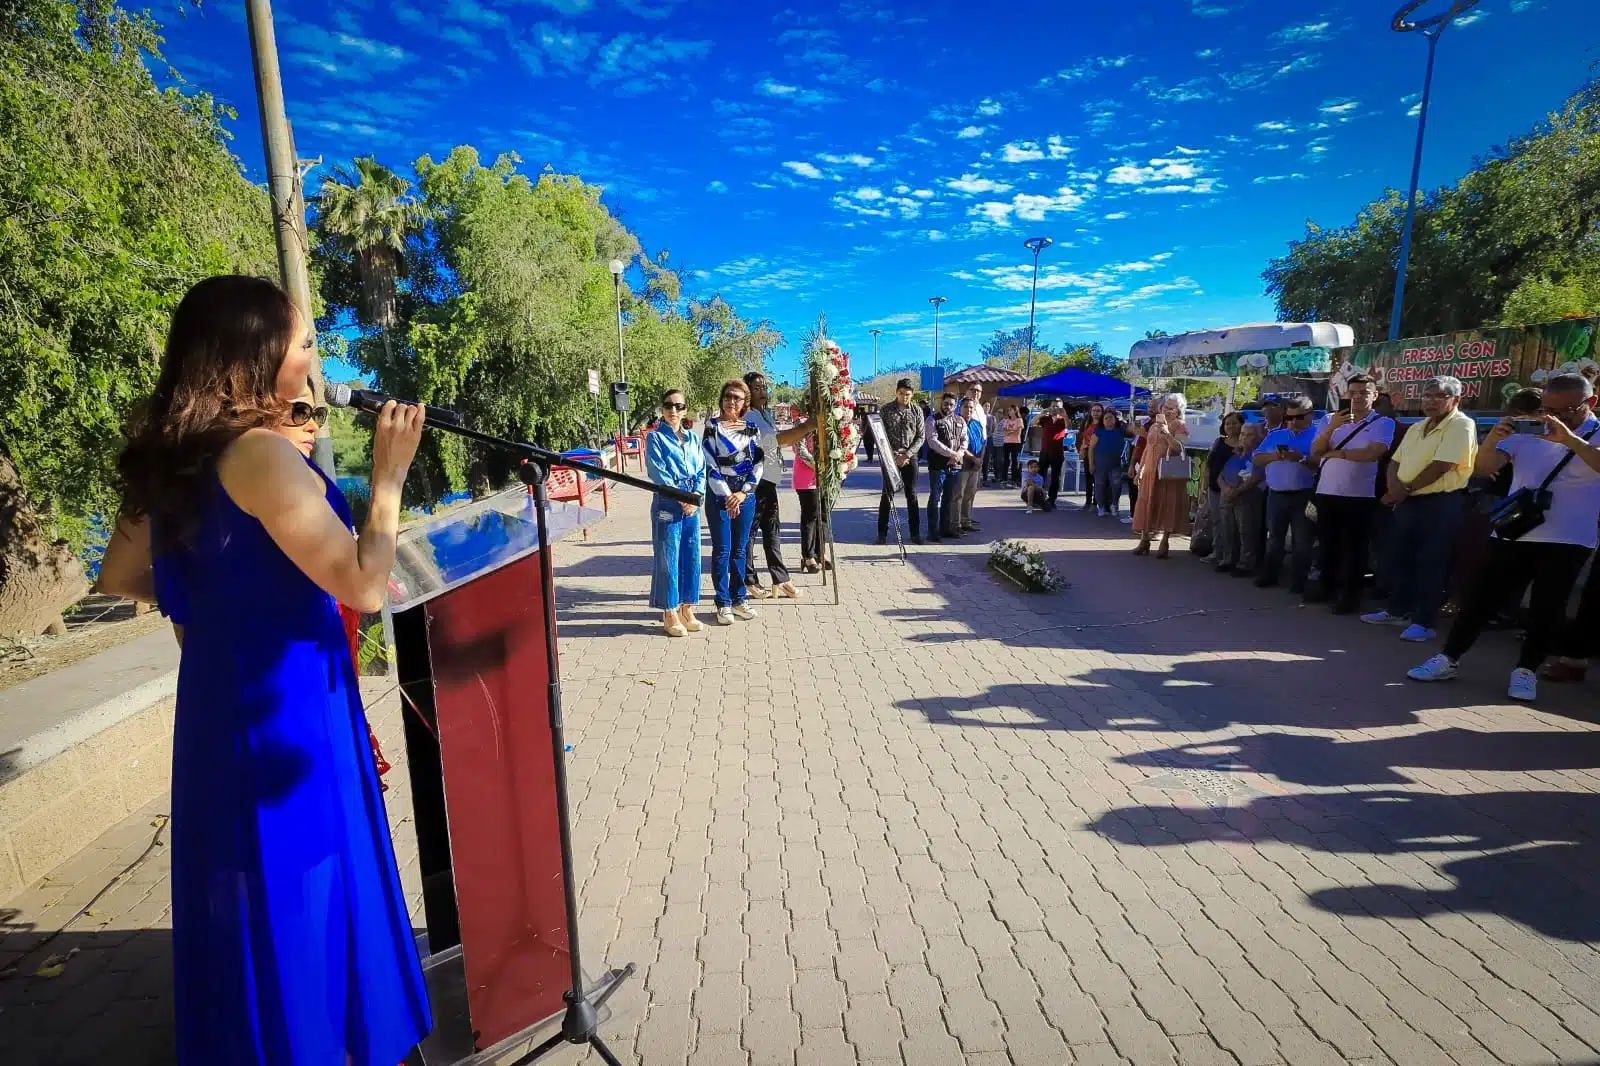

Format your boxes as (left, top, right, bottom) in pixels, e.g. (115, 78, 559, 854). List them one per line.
(1309, 375, 1395, 614)
(1408, 374, 1600, 701)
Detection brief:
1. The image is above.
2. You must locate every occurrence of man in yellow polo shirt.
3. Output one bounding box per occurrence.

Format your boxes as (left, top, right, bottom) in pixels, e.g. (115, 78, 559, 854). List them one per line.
(1361, 376, 1478, 642)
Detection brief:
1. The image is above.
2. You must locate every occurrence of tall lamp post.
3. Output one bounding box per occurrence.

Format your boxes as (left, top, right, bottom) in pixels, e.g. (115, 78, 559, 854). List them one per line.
(928, 297, 946, 372)
(868, 328, 882, 378)
(1387, 0, 1479, 341)
(609, 258, 628, 437)
(1022, 236, 1052, 377)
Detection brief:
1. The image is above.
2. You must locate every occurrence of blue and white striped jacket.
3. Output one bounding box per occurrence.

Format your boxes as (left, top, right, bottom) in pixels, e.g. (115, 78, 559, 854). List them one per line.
(701, 416, 766, 498)
(645, 419, 708, 500)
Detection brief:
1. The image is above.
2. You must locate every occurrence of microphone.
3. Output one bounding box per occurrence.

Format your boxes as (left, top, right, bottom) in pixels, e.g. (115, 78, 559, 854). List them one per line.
(327, 383, 461, 426)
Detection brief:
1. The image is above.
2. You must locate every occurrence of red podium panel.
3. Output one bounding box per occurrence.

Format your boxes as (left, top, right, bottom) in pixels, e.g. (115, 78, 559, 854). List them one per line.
(420, 550, 569, 1047)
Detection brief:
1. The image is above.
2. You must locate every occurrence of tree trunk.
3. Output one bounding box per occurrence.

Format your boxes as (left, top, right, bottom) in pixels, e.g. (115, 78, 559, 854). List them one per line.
(0, 452, 88, 637)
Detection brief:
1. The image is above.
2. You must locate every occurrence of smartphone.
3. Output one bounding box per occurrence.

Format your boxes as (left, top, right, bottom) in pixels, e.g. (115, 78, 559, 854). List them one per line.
(1338, 398, 1352, 414)
(1277, 444, 1290, 454)
(1511, 419, 1548, 435)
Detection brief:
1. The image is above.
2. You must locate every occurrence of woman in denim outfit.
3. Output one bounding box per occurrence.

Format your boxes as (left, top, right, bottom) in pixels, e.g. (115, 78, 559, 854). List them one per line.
(645, 389, 708, 636)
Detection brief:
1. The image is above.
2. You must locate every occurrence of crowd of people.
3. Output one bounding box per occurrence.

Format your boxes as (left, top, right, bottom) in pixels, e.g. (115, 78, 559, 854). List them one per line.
(643, 367, 1600, 704)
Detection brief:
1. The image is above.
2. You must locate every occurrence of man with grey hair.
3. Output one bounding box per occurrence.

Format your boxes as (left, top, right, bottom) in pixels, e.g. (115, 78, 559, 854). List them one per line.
(1362, 376, 1477, 642)
(1409, 373, 1600, 700)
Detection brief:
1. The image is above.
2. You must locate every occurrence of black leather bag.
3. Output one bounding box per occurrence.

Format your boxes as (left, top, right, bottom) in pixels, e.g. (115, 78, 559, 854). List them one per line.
(1487, 425, 1599, 541)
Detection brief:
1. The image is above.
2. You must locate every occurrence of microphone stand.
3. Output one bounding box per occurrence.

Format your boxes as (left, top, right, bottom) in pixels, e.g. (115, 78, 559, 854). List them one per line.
(407, 415, 696, 1066)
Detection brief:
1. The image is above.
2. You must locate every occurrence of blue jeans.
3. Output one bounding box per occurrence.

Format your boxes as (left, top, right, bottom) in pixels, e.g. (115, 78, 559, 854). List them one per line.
(1386, 490, 1466, 628)
(926, 463, 959, 536)
(707, 494, 757, 608)
(1264, 489, 1314, 589)
(1094, 466, 1122, 513)
(649, 496, 702, 610)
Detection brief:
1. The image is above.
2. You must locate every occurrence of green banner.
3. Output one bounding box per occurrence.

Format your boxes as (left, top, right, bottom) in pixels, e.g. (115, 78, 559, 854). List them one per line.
(1131, 346, 1334, 380)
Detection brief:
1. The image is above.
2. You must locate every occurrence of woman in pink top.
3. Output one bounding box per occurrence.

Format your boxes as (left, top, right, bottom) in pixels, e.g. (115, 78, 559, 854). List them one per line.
(793, 411, 827, 572)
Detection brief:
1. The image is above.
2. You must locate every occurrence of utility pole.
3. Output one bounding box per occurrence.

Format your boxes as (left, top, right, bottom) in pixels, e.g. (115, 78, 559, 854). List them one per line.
(929, 297, 946, 371)
(869, 328, 882, 378)
(610, 260, 629, 437)
(1023, 236, 1052, 378)
(246, 0, 333, 475)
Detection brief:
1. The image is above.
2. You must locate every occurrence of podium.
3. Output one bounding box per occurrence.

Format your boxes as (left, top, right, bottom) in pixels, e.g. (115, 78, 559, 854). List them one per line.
(386, 486, 624, 1064)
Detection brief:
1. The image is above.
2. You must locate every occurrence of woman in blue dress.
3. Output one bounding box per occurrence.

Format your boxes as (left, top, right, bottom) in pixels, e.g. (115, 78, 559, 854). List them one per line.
(97, 275, 431, 1066)
(645, 388, 708, 637)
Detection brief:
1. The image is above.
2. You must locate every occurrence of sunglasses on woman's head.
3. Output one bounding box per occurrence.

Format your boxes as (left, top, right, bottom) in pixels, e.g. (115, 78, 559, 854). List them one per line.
(289, 401, 328, 427)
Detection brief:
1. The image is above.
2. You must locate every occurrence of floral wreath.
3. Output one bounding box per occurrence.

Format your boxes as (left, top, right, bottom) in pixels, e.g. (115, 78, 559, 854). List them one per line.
(806, 338, 858, 505)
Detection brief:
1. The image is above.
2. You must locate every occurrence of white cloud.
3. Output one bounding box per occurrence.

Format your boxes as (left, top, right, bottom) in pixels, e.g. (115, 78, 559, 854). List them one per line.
(1001, 141, 1046, 163)
(1252, 173, 1308, 184)
(967, 186, 1087, 228)
(1136, 76, 1213, 104)
(706, 179, 728, 193)
(1105, 277, 1201, 311)
(970, 202, 1015, 225)
(1455, 10, 1486, 25)
(1047, 135, 1073, 160)
(1510, 0, 1539, 10)
(1171, 145, 1203, 156)
(1106, 158, 1200, 185)
(975, 97, 1003, 117)
(957, 126, 985, 139)
(853, 186, 883, 201)
(926, 230, 947, 241)
(1256, 120, 1294, 132)
(782, 160, 826, 179)
(947, 173, 1013, 195)
(1319, 98, 1359, 116)
(756, 77, 832, 104)
(1190, 1, 1231, 16)
(819, 152, 876, 167)
(1272, 21, 1331, 43)
(1103, 211, 1129, 221)
(912, 189, 934, 199)
(1136, 179, 1219, 195)
(1043, 55, 1131, 84)
(1195, 47, 1221, 59)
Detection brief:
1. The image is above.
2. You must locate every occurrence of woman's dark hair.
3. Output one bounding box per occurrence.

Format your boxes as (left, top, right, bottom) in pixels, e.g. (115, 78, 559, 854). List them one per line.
(1221, 411, 1245, 435)
(659, 387, 685, 405)
(1100, 409, 1121, 428)
(117, 275, 300, 547)
(1507, 387, 1544, 414)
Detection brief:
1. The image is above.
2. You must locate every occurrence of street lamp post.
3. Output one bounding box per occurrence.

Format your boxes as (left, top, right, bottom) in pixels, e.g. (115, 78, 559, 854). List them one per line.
(1023, 236, 1052, 377)
(609, 258, 628, 437)
(1387, 0, 1479, 341)
(868, 328, 882, 378)
(928, 297, 946, 372)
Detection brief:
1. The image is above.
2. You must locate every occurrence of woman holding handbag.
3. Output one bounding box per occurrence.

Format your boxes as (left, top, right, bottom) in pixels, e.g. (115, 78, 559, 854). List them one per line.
(1132, 392, 1192, 558)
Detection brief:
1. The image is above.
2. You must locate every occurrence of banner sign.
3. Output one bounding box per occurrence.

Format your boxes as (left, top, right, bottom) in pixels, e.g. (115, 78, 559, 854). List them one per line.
(587, 369, 600, 395)
(920, 366, 945, 394)
(1337, 318, 1598, 410)
(1131, 346, 1334, 380)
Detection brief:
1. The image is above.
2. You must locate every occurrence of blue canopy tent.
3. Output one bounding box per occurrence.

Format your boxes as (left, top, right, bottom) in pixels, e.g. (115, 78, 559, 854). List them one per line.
(997, 366, 1151, 401)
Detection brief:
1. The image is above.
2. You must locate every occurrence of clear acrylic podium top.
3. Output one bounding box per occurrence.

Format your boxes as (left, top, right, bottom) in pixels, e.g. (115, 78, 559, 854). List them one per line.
(386, 485, 604, 613)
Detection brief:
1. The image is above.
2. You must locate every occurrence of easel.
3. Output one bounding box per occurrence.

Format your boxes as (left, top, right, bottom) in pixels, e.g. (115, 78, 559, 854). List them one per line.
(868, 412, 908, 564)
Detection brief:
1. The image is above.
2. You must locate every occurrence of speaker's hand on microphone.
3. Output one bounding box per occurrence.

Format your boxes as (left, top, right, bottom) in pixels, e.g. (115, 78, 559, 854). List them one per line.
(372, 400, 424, 491)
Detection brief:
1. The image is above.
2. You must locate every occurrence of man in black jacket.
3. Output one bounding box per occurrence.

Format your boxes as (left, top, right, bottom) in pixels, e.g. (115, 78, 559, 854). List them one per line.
(877, 379, 925, 545)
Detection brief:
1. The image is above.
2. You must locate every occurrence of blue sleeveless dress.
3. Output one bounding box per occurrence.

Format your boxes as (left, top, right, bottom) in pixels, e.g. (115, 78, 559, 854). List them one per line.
(154, 461, 430, 1066)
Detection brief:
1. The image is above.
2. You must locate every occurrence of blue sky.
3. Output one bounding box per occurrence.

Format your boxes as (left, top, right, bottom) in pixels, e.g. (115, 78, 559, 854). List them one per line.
(157, 0, 1597, 385)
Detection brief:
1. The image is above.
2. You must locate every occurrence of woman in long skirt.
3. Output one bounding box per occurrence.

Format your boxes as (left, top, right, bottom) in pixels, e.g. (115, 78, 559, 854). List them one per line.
(97, 275, 431, 1066)
(1132, 392, 1193, 559)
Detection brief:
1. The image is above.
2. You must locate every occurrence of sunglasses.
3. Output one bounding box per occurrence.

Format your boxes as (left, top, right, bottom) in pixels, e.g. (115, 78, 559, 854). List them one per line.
(1542, 400, 1591, 418)
(288, 401, 328, 427)
(1287, 410, 1314, 420)
(662, 401, 687, 411)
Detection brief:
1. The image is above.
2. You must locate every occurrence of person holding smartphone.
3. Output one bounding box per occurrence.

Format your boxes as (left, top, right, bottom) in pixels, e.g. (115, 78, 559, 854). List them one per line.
(1251, 395, 1321, 592)
(1309, 375, 1395, 613)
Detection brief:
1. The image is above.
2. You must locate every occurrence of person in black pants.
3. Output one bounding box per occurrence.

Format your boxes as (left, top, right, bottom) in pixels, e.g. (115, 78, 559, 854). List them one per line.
(741, 372, 811, 599)
(876, 380, 925, 545)
(1308, 375, 1395, 612)
(1036, 401, 1068, 509)
(1407, 374, 1600, 701)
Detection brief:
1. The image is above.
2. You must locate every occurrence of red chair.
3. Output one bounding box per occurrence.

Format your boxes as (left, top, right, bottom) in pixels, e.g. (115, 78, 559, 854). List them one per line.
(613, 433, 645, 474)
(533, 465, 609, 540)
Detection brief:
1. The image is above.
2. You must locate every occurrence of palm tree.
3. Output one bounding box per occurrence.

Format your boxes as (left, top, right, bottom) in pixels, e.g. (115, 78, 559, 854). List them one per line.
(315, 157, 421, 363)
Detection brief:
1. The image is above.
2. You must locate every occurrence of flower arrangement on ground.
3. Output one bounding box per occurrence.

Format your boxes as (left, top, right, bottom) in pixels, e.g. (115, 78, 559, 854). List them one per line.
(987, 539, 1067, 593)
(805, 336, 858, 506)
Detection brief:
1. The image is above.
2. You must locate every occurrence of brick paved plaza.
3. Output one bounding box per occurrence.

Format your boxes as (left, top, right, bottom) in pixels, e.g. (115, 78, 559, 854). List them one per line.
(5, 469, 1600, 1065)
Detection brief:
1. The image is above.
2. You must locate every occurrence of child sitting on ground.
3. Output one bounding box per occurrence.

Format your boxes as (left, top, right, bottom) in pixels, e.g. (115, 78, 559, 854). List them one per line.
(1019, 459, 1047, 513)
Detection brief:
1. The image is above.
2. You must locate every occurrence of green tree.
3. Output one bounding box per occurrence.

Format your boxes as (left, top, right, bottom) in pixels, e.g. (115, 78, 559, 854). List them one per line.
(1264, 78, 1600, 340)
(315, 157, 422, 365)
(0, 0, 275, 630)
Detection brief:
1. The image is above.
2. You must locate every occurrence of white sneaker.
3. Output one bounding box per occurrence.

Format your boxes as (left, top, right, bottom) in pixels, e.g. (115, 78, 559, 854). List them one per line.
(732, 604, 758, 621)
(1508, 667, 1538, 702)
(1400, 624, 1436, 642)
(715, 608, 735, 626)
(1360, 611, 1409, 627)
(1407, 654, 1458, 682)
